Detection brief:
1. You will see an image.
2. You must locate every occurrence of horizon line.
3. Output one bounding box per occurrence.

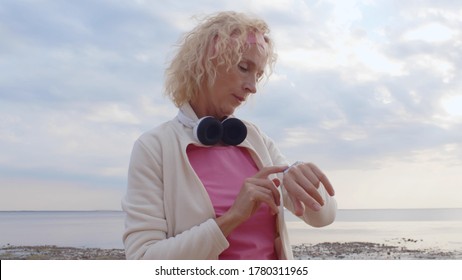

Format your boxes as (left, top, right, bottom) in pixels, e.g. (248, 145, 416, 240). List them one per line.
(1, 207, 461, 212)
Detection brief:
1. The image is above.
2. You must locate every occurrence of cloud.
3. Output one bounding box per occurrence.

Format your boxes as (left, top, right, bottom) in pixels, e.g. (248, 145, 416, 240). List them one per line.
(403, 22, 456, 43)
(86, 103, 140, 124)
(0, 0, 461, 210)
(442, 95, 462, 118)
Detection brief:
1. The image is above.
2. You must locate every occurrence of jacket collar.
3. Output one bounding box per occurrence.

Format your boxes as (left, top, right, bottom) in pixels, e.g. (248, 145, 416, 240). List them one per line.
(179, 102, 199, 122)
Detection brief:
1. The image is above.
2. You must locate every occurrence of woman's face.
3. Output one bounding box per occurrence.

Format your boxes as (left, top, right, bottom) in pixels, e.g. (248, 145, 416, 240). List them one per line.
(191, 44, 267, 119)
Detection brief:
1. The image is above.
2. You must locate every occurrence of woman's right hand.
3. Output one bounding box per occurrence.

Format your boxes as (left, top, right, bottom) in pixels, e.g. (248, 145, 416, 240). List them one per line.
(215, 165, 288, 236)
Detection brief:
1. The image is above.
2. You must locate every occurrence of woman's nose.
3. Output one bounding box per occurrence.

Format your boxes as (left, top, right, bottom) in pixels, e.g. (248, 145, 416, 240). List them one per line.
(244, 77, 257, 94)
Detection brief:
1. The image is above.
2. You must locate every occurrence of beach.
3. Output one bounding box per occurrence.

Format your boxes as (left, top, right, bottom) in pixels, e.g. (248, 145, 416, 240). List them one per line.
(0, 245, 125, 260)
(293, 240, 462, 260)
(2, 240, 461, 260)
(1, 209, 461, 260)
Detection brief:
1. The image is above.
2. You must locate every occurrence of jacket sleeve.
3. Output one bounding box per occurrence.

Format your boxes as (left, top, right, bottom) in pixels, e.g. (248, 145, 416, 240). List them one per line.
(121, 138, 229, 259)
(259, 128, 337, 228)
(282, 184, 337, 227)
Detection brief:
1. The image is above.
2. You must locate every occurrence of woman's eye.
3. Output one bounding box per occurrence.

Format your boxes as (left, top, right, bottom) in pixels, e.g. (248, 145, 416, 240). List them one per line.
(238, 64, 248, 71)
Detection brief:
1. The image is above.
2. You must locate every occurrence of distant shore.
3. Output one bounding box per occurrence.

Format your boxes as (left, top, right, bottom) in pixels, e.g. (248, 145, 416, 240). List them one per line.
(2, 240, 461, 260)
(0, 245, 125, 260)
(292, 241, 462, 260)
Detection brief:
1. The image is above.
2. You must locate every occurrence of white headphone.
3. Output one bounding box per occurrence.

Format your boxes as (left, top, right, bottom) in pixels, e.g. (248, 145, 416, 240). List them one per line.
(177, 110, 247, 146)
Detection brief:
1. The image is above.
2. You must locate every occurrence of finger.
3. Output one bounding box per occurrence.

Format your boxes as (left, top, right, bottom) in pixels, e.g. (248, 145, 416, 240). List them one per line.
(254, 165, 288, 179)
(248, 185, 280, 215)
(289, 195, 304, 216)
(247, 177, 281, 206)
(285, 167, 324, 206)
(288, 185, 323, 212)
(272, 178, 281, 206)
(310, 164, 335, 196)
(285, 175, 324, 208)
(299, 164, 321, 188)
(261, 192, 280, 215)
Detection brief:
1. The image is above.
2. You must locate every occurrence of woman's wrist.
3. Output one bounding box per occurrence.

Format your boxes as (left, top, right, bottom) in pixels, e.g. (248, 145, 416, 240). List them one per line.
(215, 211, 244, 237)
(283, 161, 304, 174)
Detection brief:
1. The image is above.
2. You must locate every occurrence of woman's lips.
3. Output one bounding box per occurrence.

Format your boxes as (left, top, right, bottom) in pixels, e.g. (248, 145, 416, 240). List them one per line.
(233, 94, 245, 102)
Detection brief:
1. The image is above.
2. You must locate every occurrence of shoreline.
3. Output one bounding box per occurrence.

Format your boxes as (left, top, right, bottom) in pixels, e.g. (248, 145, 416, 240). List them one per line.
(293, 241, 461, 260)
(0, 245, 126, 260)
(2, 241, 461, 260)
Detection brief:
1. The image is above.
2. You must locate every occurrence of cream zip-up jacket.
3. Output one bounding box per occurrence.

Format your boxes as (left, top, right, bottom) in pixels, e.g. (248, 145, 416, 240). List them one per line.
(122, 103, 337, 260)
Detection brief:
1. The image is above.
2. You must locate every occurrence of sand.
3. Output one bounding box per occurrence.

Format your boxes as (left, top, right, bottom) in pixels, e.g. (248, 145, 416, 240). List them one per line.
(292, 241, 461, 260)
(0, 245, 125, 260)
(2, 240, 461, 260)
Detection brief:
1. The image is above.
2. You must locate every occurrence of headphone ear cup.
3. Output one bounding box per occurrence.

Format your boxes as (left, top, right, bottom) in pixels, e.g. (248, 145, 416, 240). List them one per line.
(221, 118, 247, 146)
(194, 117, 223, 145)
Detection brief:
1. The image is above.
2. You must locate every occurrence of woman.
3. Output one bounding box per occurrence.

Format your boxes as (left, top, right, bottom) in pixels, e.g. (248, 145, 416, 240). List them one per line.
(122, 11, 336, 260)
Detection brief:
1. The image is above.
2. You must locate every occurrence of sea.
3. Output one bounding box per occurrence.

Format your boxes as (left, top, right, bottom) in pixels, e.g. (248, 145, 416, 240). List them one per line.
(0, 209, 461, 251)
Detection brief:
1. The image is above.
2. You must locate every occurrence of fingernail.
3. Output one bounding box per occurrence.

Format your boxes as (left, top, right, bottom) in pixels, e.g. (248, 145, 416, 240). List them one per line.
(312, 203, 321, 211)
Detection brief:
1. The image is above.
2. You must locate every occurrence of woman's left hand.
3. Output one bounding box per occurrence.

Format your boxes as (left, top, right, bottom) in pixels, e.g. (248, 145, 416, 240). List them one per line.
(282, 162, 335, 216)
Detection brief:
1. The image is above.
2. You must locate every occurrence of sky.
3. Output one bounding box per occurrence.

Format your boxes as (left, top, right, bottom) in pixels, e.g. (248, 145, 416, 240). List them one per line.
(0, 0, 461, 210)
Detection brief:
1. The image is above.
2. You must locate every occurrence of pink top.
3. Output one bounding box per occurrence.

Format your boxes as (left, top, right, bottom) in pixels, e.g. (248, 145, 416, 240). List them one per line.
(187, 145, 277, 260)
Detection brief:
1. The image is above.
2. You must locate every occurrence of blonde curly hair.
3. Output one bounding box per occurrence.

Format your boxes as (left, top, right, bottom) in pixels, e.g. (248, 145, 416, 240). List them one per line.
(164, 11, 277, 108)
